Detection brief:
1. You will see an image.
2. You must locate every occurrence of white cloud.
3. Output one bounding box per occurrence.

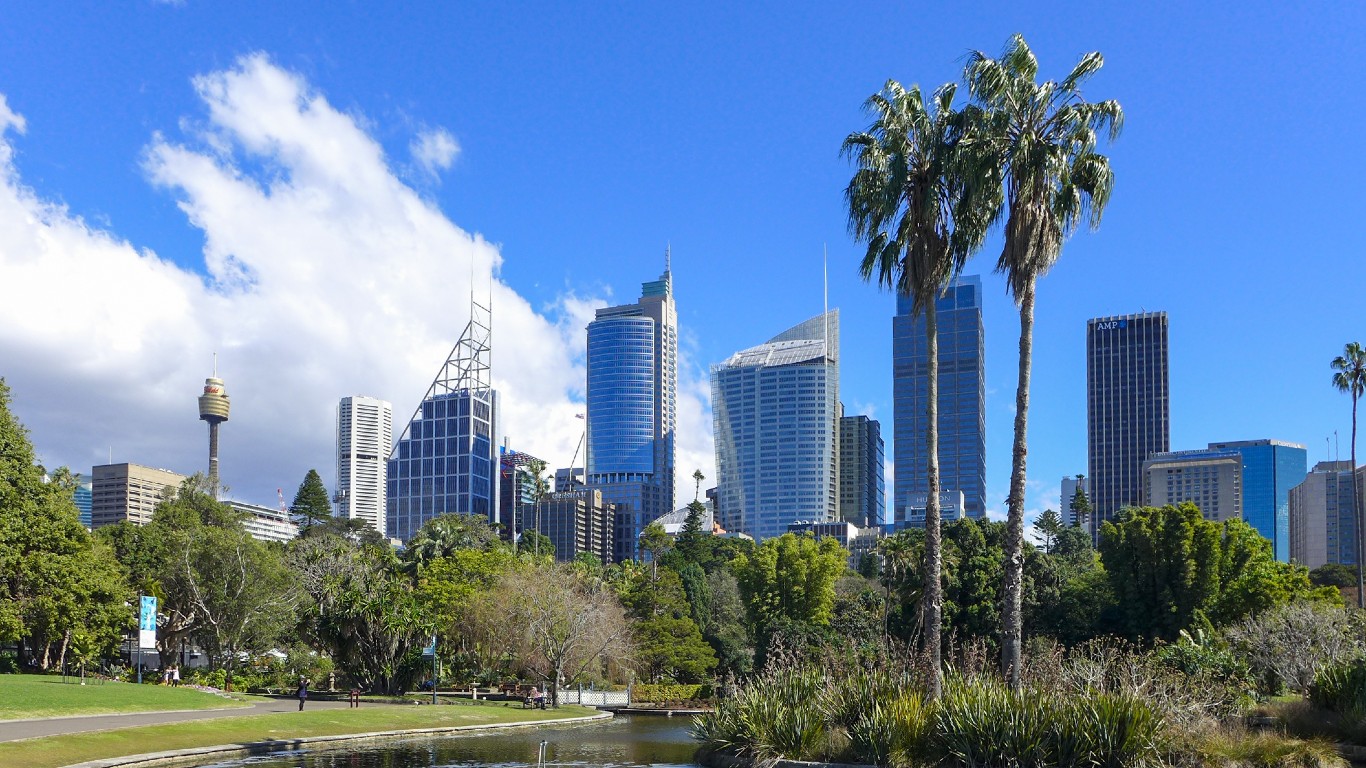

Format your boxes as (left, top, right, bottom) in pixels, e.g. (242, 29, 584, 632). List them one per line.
(410, 127, 460, 178)
(0, 54, 713, 511)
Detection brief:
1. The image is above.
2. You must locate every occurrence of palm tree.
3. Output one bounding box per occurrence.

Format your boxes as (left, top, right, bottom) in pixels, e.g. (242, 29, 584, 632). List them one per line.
(963, 34, 1122, 688)
(527, 459, 550, 558)
(843, 80, 996, 699)
(1332, 342, 1366, 608)
(693, 469, 705, 502)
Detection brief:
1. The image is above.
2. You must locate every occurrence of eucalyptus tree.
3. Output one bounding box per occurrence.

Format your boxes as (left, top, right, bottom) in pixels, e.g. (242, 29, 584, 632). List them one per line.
(1331, 342, 1366, 608)
(964, 34, 1122, 687)
(842, 80, 996, 698)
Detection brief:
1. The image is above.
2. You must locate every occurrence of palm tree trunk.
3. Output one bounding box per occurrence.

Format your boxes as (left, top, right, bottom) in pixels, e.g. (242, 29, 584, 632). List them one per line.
(922, 299, 943, 700)
(1353, 397, 1363, 609)
(1001, 277, 1034, 690)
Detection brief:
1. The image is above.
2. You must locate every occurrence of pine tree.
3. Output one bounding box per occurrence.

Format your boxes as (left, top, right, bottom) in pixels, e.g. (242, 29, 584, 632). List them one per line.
(1035, 508, 1063, 554)
(290, 469, 332, 530)
(1068, 476, 1092, 530)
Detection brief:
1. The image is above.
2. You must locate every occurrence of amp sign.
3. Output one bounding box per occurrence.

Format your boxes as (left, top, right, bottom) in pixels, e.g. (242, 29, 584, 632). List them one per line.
(1095, 319, 1128, 331)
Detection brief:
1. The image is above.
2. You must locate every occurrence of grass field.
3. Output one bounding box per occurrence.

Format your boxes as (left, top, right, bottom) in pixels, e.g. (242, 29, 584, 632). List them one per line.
(0, 675, 255, 720)
(0, 700, 599, 768)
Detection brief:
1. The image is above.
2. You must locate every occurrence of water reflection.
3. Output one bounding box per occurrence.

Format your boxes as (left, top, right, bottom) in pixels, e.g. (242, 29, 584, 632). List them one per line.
(202, 714, 701, 768)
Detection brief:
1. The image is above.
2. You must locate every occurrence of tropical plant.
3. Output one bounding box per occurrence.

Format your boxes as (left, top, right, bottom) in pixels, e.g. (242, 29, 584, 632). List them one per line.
(963, 34, 1123, 686)
(1331, 342, 1366, 608)
(843, 80, 996, 698)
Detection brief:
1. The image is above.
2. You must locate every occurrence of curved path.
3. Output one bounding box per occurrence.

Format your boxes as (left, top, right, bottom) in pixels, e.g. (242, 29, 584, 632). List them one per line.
(0, 698, 367, 742)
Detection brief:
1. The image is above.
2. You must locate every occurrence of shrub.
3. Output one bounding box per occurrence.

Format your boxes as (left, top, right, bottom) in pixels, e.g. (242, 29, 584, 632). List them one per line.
(847, 692, 930, 768)
(632, 683, 713, 703)
(1311, 660, 1366, 716)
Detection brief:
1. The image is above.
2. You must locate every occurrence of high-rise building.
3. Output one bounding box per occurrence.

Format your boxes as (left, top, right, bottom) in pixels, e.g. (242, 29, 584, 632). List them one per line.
(1289, 461, 1363, 569)
(529, 487, 618, 564)
(1207, 439, 1307, 562)
(224, 500, 300, 543)
(893, 490, 966, 531)
(893, 275, 986, 522)
(498, 449, 542, 543)
(74, 478, 92, 529)
(712, 310, 840, 542)
(1142, 449, 1243, 523)
(91, 463, 186, 528)
(838, 414, 885, 526)
(1060, 475, 1090, 527)
(197, 373, 230, 499)
(1086, 312, 1169, 533)
(337, 396, 392, 534)
(387, 299, 499, 542)
(586, 263, 677, 562)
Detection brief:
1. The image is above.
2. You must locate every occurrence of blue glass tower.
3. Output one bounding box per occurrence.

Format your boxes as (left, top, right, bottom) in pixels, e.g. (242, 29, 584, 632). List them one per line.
(586, 263, 676, 562)
(712, 310, 840, 541)
(893, 275, 986, 523)
(74, 480, 92, 528)
(387, 298, 499, 542)
(1208, 439, 1307, 562)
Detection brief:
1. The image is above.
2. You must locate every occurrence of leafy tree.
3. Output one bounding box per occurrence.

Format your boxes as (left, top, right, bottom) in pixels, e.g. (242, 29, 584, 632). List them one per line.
(289, 469, 332, 531)
(1311, 563, 1358, 589)
(964, 34, 1122, 687)
(639, 521, 672, 580)
(519, 530, 555, 560)
(675, 500, 708, 564)
(404, 513, 502, 570)
(843, 79, 995, 700)
(703, 569, 753, 678)
(1331, 341, 1366, 607)
(1035, 508, 1063, 553)
(415, 545, 522, 680)
(633, 613, 717, 683)
(1068, 475, 1092, 529)
(732, 533, 848, 633)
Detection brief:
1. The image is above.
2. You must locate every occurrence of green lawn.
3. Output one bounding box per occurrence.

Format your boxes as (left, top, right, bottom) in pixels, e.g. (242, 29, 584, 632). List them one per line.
(0, 700, 599, 768)
(0, 674, 255, 720)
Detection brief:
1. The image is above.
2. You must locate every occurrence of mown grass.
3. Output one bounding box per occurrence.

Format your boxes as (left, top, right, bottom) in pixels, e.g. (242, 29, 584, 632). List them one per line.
(0, 674, 255, 720)
(0, 699, 598, 768)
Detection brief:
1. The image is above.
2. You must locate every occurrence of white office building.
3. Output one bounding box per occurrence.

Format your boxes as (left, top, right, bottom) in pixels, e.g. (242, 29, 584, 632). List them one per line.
(337, 396, 393, 533)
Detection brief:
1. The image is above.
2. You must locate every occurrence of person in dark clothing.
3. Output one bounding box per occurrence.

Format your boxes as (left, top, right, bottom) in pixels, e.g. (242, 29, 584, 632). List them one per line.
(297, 678, 308, 711)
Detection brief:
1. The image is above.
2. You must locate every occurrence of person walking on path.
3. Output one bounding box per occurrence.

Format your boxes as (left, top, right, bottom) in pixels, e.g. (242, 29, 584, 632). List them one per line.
(297, 678, 308, 711)
(172, 666, 181, 687)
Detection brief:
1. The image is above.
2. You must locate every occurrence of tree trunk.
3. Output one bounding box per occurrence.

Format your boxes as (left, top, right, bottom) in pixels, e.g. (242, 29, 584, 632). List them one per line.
(1001, 278, 1034, 689)
(922, 299, 943, 700)
(1353, 397, 1363, 609)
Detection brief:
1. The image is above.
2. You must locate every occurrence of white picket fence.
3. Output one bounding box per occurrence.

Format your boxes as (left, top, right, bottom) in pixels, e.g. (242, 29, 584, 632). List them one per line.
(555, 687, 630, 707)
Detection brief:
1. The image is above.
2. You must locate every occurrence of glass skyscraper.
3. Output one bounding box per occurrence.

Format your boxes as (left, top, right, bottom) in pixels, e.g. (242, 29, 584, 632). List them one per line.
(586, 265, 676, 562)
(838, 414, 885, 527)
(712, 310, 840, 541)
(1207, 439, 1307, 562)
(893, 275, 986, 522)
(387, 299, 499, 542)
(1087, 311, 1169, 532)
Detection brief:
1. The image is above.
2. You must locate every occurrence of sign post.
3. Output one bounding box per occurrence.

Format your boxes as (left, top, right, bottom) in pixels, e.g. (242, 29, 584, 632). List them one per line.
(423, 635, 437, 705)
(138, 596, 157, 684)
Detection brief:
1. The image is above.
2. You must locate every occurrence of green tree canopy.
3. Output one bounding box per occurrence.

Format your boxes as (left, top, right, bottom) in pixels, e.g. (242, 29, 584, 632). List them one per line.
(731, 533, 848, 632)
(290, 469, 332, 530)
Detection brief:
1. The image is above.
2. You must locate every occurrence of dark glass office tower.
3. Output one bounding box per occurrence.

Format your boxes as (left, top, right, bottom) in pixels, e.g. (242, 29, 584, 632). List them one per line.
(1086, 311, 1169, 532)
(1207, 439, 1307, 562)
(586, 263, 677, 562)
(893, 275, 986, 523)
(839, 414, 885, 527)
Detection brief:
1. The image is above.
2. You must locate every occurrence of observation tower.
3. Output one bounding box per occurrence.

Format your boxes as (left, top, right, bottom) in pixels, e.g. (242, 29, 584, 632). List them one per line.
(198, 371, 230, 498)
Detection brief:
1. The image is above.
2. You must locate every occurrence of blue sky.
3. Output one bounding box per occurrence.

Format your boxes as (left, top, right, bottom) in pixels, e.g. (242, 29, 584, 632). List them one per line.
(1, 1, 1363, 521)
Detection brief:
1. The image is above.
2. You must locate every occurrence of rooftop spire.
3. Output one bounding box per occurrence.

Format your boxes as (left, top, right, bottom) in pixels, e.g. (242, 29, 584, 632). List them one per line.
(665, 242, 671, 275)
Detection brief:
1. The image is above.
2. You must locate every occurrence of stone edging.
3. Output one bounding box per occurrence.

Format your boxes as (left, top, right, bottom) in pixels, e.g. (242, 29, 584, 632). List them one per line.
(62, 711, 614, 768)
(697, 746, 875, 768)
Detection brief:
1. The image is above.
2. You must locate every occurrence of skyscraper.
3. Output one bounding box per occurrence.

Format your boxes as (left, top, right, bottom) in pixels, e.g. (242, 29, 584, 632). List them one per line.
(1289, 461, 1362, 569)
(498, 449, 542, 544)
(337, 396, 393, 534)
(1142, 449, 1243, 523)
(1207, 439, 1307, 562)
(387, 298, 499, 542)
(712, 310, 840, 542)
(586, 263, 677, 562)
(91, 463, 186, 528)
(838, 414, 885, 526)
(893, 275, 986, 522)
(1086, 311, 1169, 532)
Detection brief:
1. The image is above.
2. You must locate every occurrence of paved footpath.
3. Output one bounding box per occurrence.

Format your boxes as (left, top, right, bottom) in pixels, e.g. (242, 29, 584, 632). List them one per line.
(0, 698, 374, 742)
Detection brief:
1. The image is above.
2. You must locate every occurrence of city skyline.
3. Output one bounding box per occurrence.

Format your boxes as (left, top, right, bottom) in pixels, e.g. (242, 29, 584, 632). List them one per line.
(2, 4, 1365, 530)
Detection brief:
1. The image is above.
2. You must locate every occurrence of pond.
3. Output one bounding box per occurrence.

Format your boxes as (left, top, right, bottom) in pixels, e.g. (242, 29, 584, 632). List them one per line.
(199, 714, 703, 768)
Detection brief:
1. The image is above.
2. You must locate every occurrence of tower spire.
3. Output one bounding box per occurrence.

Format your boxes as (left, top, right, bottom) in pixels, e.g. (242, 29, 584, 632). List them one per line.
(665, 242, 671, 275)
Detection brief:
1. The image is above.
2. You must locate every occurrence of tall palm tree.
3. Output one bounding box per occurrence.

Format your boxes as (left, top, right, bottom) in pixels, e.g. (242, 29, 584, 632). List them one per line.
(843, 80, 996, 699)
(1332, 342, 1366, 608)
(963, 34, 1122, 688)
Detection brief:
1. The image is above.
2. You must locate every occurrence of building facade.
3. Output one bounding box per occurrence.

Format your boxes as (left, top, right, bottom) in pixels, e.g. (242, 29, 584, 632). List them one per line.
(1086, 312, 1170, 534)
(838, 414, 886, 526)
(1060, 475, 1090, 527)
(1142, 449, 1243, 523)
(586, 265, 677, 562)
(893, 275, 986, 522)
(91, 463, 186, 528)
(530, 488, 617, 564)
(498, 449, 542, 543)
(74, 479, 92, 529)
(1289, 461, 1363, 569)
(387, 299, 499, 542)
(712, 310, 840, 541)
(893, 490, 967, 531)
(337, 395, 392, 534)
(1207, 439, 1306, 562)
(225, 500, 300, 543)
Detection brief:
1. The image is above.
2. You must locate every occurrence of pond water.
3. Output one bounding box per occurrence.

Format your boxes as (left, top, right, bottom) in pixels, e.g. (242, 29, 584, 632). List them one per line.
(199, 714, 703, 768)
